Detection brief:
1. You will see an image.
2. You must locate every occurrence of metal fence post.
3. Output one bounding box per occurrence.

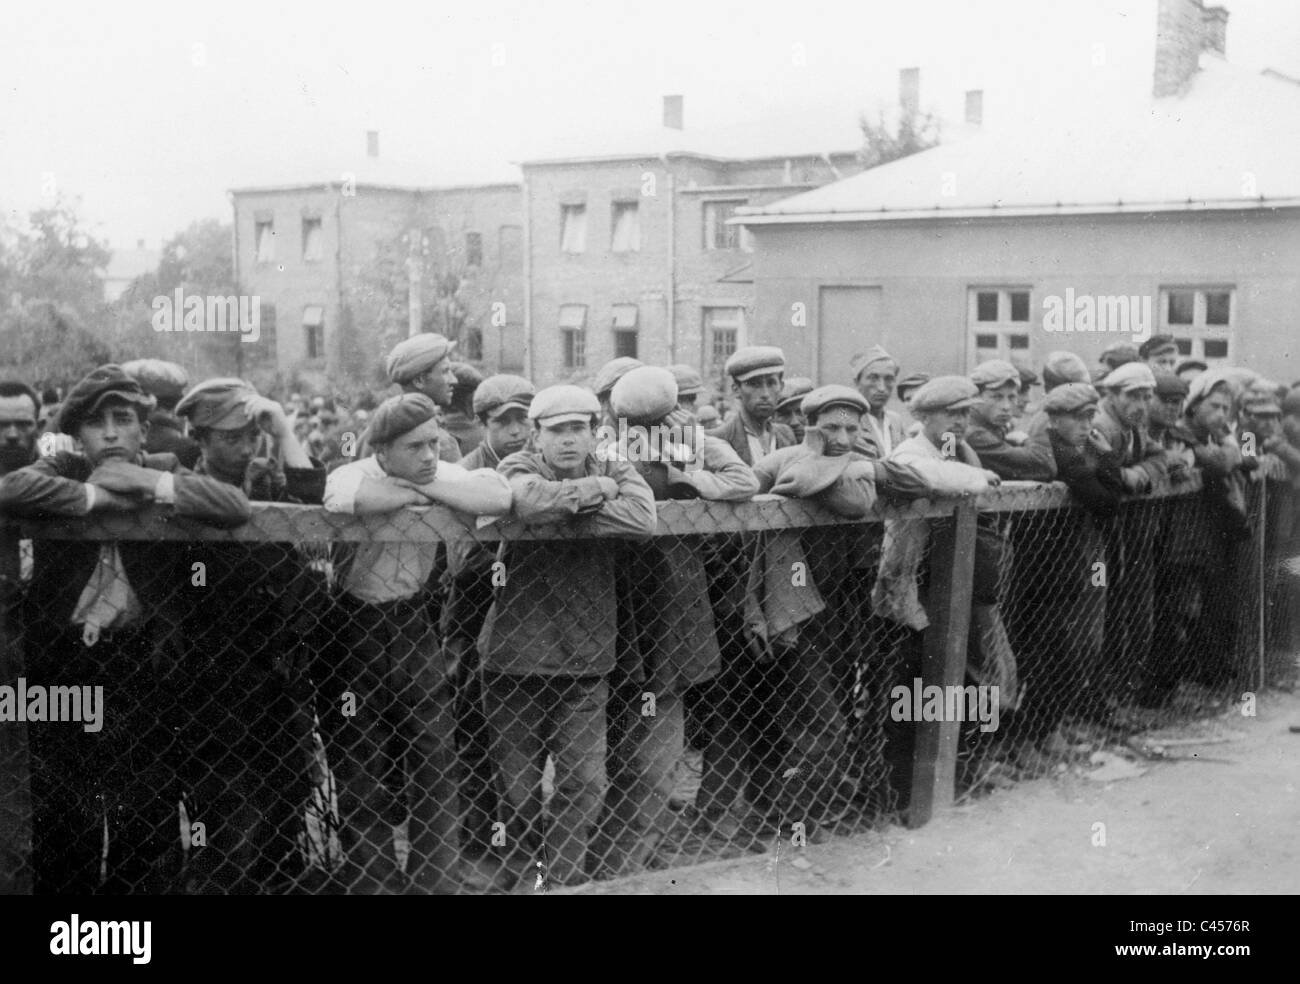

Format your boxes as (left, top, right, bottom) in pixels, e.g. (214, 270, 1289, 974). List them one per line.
(0, 524, 31, 894)
(908, 499, 978, 828)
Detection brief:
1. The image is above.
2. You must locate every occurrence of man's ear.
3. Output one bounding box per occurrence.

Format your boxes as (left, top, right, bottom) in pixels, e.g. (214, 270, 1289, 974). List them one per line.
(730, 379, 741, 398)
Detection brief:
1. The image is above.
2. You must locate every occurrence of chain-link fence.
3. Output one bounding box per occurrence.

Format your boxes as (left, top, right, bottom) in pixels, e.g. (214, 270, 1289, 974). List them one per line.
(1, 471, 1295, 894)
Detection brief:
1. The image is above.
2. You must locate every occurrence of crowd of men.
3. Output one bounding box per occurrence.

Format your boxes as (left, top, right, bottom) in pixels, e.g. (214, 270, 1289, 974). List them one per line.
(1, 328, 1298, 894)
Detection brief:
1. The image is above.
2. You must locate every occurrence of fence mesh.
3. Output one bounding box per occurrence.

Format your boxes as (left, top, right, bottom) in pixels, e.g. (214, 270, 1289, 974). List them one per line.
(0, 469, 1295, 895)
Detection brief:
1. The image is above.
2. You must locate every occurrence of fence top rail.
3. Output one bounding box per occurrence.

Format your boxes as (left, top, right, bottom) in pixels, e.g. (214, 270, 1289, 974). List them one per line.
(4, 475, 1205, 544)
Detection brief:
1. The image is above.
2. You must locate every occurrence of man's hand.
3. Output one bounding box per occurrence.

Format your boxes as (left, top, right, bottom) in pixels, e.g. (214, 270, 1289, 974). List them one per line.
(982, 470, 1002, 487)
(1005, 430, 1029, 446)
(596, 476, 619, 500)
(245, 394, 292, 438)
(1088, 429, 1113, 455)
(87, 460, 160, 498)
(91, 488, 143, 512)
(386, 477, 438, 505)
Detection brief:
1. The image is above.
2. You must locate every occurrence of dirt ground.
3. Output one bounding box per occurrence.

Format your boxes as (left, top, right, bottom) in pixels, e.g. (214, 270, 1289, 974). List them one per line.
(574, 687, 1300, 895)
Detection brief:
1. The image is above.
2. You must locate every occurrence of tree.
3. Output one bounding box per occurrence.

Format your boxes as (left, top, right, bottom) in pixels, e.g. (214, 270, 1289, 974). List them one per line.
(858, 104, 942, 169)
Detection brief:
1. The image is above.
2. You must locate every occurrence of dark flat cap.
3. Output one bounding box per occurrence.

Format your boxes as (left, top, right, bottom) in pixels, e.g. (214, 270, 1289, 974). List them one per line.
(1139, 334, 1178, 360)
(58, 364, 156, 435)
(366, 392, 440, 446)
(473, 374, 535, 418)
(120, 358, 189, 404)
(175, 378, 259, 430)
(1153, 372, 1190, 399)
(1042, 382, 1101, 415)
(592, 357, 644, 397)
(776, 377, 815, 413)
(801, 385, 868, 418)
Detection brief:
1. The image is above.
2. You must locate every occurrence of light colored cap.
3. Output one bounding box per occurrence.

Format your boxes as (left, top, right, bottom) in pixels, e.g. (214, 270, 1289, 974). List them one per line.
(592, 357, 644, 397)
(801, 385, 869, 418)
(174, 377, 259, 430)
(910, 376, 980, 412)
(473, 374, 536, 418)
(384, 333, 456, 384)
(529, 384, 601, 426)
(724, 345, 785, 382)
(1102, 362, 1157, 392)
(668, 364, 704, 397)
(970, 359, 1020, 391)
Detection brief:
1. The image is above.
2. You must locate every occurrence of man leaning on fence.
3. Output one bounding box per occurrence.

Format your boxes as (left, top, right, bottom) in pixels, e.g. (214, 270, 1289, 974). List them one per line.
(162, 378, 326, 893)
(478, 384, 656, 888)
(321, 392, 512, 894)
(0, 365, 252, 894)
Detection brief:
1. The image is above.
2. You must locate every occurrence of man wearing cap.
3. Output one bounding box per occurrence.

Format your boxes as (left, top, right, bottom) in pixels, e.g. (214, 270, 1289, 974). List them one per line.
(668, 364, 705, 414)
(966, 359, 1057, 481)
(0, 365, 252, 893)
(322, 393, 512, 893)
(441, 373, 536, 859)
(1147, 373, 1196, 476)
(164, 377, 324, 892)
(1238, 385, 1297, 483)
(708, 346, 795, 466)
(1023, 351, 1092, 448)
(591, 357, 645, 422)
(1099, 342, 1139, 373)
(851, 346, 905, 459)
(380, 332, 463, 463)
(596, 366, 757, 874)
(1176, 359, 1207, 385)
(1094, 362, 1171, 493)
(1140, 334, 1180, 376)
(121, 358, 200, 469)
(773, 376, 814, 443)
(479, 385, 655, 887)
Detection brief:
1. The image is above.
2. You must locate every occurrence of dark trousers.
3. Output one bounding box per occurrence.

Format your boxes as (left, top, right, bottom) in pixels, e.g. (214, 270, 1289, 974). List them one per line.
(603, 683, 685, 841)
(483, 672, 607, 883)
(317, 597, 459, 892)
(447, 638, 499, 854)
(27, 626, 178, 894)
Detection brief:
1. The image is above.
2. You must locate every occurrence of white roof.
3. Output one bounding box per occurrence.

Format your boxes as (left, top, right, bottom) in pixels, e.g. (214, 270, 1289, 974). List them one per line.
(739, 59, 1300, 224)
(230, 155, 520, 194)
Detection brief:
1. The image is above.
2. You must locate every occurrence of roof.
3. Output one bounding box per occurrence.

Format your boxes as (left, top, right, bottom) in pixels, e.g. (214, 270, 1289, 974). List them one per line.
(229, 155, 521, 195)
(518, 106, 867, 166)
(738, 58, 1300, 226)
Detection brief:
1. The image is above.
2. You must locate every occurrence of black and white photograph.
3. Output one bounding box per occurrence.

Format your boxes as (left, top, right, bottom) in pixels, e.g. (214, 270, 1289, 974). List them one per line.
(0, 0, 1296, 938)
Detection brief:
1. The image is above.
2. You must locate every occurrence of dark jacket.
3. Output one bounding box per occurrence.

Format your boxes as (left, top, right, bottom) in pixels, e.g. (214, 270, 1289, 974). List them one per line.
(707, 414, 796, 466)
(967, 412, 1058, 481)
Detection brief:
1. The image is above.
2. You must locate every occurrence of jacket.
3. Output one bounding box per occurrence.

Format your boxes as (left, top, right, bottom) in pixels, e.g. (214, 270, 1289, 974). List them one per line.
(707, 413, 796, 466)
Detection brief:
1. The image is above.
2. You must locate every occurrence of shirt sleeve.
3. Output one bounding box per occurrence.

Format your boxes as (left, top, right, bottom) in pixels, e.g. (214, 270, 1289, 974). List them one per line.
(323, 457, 382, 515)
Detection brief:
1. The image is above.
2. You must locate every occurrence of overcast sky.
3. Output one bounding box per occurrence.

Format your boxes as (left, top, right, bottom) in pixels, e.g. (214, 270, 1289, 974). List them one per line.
(3, 0, 1297, 252)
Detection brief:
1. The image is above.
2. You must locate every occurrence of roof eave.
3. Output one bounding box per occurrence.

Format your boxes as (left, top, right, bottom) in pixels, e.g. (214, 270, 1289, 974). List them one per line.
(733, 198, 1300, 225)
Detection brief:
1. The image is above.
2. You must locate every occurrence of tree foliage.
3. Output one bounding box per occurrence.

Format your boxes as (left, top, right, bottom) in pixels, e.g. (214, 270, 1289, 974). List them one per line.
(858, 105, 942, 169)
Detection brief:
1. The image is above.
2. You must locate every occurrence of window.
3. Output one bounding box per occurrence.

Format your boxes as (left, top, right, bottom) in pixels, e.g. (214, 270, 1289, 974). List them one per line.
(1159, 287, 1235, 364)
(967, 287, 1032, 367)
(703, 306, 744, 379)
(611, 202, 640, 253)
(303, 305, 324, 360)
(559, 304, 587, 369)
(259, 302, 277, 350)
(560, 205, 587, 254)
(301, 217, 323, 262)
(255, 220, 275, 263)
(499, 225, 523, 271)
(612, 304, 638, 358)
(465, 232, 482, 267)
(703, 200, 753, 251)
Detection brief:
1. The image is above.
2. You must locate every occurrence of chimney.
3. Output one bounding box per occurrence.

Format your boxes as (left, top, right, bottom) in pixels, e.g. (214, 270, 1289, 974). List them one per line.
(899, 67, 920, 118)
(1202, 4, 1228, 55)
(1153, 0, 1230, 98)
(366, 130, 380, 158)
(964, 89, 983, 126)
(662, 94, 684, 130)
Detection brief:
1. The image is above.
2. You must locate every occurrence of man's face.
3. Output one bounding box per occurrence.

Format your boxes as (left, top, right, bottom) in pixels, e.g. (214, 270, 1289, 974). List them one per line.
(1150, 394, 1184, 430)
(409, 359, 456, 407)
(977, 382, 1019, 429)
(535, 419, 595, 474)
(1112, 387, 1153, 428)
(1283, 413, 1300, 448)
(0, 394, 38, 471)
(920, 407, 970, 449)
(377, 417, 441, 484)
(856, 366, 897, 413)
(199, 422, 261, 480)
(774, 405, 804, 435)
(78, 399, 147, 465)
(678, 393, 698, 412)
(485, 407, 530, 459)
(811, 406, 862, 457)
(1148, 351, 1179, 375)
(733, 373, 782, 422)
(1015, 386, 1032, 416)
(1192, 389, 1233, 438)
(1049, 408, 1095, 448)
(1242, 411, 1281, 441)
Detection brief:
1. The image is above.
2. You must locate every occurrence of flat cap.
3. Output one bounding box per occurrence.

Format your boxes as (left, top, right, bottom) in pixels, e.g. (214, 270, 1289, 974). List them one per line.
(1042, 382, 1101, 415)
(801, 385, 868, 419)
(611, 366, 679, 423)
(725, 346, 785, 382)
(450, 362, 485, 389)
(851, 345, 899, 381)
(366, 392, 440, 446)
(529, 385, 601, 426)
(668, 364, 704, 397)
(58, 364, 156, 435)
(1102, 362, 1157, 392)
(1153, 371, 1190, 399)
(473, 374, 536, 418)
(1099, 342, 1140, 368)
(1281, 387, 1300, 417)
(1013, 361, 1040, 387)
(1042, 351, 1090, 389)
(120, 359, 189, 404)
(175, 377, 259, 430)
(1139, 334, 1179, 360)
(970, 359, 1020, 391)
(1239, 384, 1281, 416)
(910, 376, 980, 413)
(592, 357, 644, 398)
(776, 376, 815, 413)
(695, 405, 720, 427)
(384, 333, 456, 384)
(895, 371, 931, 398)
(1176, 359, 1208, 376)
